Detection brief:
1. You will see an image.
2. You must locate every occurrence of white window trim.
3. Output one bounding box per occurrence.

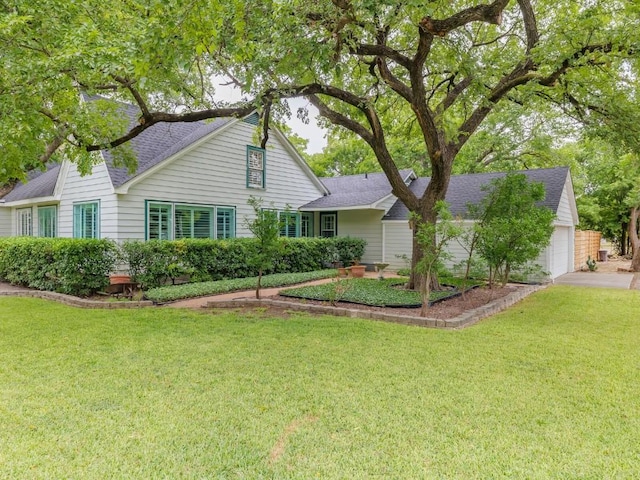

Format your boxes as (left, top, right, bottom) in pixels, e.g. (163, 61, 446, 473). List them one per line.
(16, 207, 33, 236)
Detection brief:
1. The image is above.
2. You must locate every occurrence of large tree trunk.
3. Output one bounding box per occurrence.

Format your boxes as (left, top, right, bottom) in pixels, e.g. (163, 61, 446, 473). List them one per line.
(629, 207, 640, 271)
(407, 151, 453, 290)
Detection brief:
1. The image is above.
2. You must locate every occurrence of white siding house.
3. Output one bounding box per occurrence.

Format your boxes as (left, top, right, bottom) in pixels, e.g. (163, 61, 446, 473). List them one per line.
(0, 208, 10, 237)
(0, 95, 578, 282)
(0, 109, 328, 242)
(301, 167, 579, 280)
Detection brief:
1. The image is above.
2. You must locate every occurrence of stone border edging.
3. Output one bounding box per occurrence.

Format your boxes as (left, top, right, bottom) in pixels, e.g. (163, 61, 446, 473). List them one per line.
(0, 290, 153, 309)
(204, 284, 544, 329)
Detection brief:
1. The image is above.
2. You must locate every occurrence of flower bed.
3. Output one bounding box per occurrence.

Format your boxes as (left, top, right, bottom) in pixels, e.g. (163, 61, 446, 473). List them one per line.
(279, 277, 481, 307)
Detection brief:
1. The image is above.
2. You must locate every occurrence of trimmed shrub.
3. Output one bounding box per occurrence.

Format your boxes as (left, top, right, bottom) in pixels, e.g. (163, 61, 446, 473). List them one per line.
(333, 236, 367, 265)
(120, 236, 364, 289)
(0, 237, 117, 296)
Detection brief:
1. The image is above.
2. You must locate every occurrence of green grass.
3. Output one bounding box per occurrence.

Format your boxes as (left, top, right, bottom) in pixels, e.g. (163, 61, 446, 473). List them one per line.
(1, 286, 640, 478)
(280, 277, 481, 307)
(145, 269, 337, 303)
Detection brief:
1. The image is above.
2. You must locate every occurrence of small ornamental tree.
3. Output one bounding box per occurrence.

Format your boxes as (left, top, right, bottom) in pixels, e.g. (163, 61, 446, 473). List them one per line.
(244, 197, 286, 299)
(413, 201, 462, 317)
(475, 174, 555, 287)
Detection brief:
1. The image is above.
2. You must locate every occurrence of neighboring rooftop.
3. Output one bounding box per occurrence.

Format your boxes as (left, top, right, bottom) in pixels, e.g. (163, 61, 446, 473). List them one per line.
(383, 166, 570, 220)
(302, 169, 415, 209)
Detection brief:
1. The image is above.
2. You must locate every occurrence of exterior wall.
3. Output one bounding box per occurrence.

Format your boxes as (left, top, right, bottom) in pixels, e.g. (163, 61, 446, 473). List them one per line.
(336, 209, 385, 264)
(384, 219, 573, 278)
(0, 208, 11, 236)
(382, 221, 413, 270)
(58, 161, 118, 239)
(554, 184, 574, 226)
(116, 121, 325, 241)
(1, 203, 60, 237)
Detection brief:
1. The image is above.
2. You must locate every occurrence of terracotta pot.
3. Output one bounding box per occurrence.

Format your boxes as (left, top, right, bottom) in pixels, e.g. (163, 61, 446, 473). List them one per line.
(109, 274, 132, 285)
(349, 265, 366, 278)
(337, 267, 348, 277)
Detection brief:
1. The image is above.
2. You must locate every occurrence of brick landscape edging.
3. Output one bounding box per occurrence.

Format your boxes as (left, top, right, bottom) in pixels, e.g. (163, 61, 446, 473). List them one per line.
(0, 290, 153, 309)
(205, 284, 544, 329)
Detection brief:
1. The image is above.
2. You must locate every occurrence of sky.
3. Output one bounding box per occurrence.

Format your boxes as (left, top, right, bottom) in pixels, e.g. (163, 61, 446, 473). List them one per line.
(284, 98, 328, 154)
(215, 80, 328, 154)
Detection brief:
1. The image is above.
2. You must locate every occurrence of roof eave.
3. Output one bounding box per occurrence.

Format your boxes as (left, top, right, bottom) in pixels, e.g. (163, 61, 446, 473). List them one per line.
(302, 204, 387, 212)
(0, 195, 58, 207)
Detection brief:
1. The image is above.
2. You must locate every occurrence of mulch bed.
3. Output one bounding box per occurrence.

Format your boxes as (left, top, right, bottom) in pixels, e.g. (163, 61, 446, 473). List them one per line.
(270, 285, 520, 320)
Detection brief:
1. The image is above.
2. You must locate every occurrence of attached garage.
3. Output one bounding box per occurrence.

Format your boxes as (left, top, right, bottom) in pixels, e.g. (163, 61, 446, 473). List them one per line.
(380, 167, 579, 280)
(545, 225, 574, 279)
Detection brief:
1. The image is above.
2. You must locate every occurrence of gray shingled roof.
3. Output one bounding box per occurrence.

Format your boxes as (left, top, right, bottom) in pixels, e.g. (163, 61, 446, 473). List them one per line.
(101, 101, 232, 188)
(1, 164, 61, 202)
(2, 99, 234, 203)
(383, 167, 570, 220)
(302, 169, 414, 209)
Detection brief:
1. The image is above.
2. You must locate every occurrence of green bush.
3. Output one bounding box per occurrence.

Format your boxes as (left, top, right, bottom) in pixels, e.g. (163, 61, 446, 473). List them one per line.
(0, 237, 117, 296)
(120, 237, 360, 289)
(333, 236, 367, 265)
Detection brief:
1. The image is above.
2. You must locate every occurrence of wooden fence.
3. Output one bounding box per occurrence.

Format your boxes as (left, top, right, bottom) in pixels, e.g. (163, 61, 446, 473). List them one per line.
(574, 230, 602, 270)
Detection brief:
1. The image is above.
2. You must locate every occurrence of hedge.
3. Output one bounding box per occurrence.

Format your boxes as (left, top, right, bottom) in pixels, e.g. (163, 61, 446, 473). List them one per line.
(0, 237, 117, 296)
(121, 236, 367, 289)
(0, 235, 368, 294)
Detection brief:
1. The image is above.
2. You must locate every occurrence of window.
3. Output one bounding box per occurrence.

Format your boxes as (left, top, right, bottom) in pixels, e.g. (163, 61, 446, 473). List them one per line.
(320, 212, 337, 237)
(279, 212, 300, 238)
(217, 207, 235, 239)
(17, 208, 32, 236)
(73, 201, 99, 239)
(301, 212, 314, 238)
(247, 146, 266, 189)
(148, 203, 172, 240)
(38, 206, 57, 237)
(146, 201, 235, 240)
(175, 205, 213, 239)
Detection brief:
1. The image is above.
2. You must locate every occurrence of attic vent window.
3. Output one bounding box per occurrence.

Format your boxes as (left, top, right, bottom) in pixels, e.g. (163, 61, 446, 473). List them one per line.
(247, 146, 266, 189)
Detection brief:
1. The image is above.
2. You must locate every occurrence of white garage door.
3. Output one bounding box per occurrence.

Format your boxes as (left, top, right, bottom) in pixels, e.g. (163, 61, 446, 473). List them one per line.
(550, 226, 571, 278)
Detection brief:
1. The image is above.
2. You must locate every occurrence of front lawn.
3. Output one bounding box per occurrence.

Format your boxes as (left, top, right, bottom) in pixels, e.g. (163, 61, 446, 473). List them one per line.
(1, 286, 639, 478)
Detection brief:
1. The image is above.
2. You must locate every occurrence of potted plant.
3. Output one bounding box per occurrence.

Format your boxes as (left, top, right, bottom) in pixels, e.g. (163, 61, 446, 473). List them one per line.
(109, 273, 132, 285)
(348, 259, 366, 278)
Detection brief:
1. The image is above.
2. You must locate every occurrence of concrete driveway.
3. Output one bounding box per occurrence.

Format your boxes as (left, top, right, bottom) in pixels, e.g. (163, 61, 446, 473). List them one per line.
(553, 271, 635, 289)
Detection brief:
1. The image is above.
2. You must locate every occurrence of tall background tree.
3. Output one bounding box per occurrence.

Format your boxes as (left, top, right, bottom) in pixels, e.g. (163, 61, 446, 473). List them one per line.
(1, 0, 638, 283)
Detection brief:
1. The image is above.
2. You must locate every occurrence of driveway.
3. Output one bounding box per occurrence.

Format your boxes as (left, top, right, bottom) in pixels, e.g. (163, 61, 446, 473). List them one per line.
(554, 272, 635, 289)
(554, 258, 637, 290)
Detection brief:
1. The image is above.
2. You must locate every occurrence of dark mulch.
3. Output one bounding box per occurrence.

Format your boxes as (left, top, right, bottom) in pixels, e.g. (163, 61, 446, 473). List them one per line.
(270, 285, 520, 320)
